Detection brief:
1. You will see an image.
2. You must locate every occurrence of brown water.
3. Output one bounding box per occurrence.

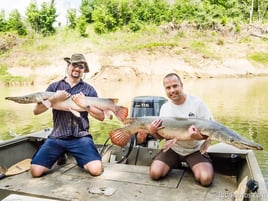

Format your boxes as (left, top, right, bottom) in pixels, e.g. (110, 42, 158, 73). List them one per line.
(1, 76, 268, 187)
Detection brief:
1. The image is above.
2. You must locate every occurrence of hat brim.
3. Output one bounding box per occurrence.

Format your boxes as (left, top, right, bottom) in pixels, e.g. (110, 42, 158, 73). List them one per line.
(64, 57, 89, 73)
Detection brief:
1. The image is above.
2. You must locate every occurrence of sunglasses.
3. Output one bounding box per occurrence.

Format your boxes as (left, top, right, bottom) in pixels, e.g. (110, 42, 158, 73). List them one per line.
(72, 63, 85, 70)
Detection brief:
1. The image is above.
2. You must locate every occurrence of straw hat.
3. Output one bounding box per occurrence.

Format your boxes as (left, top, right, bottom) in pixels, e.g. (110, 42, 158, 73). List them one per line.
(64, 53, 89, 72)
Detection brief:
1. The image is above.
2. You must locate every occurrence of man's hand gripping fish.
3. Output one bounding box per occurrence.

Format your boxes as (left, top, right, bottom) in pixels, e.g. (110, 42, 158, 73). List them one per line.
(5, 91, 128, 121)
(109, 116, 263, 153)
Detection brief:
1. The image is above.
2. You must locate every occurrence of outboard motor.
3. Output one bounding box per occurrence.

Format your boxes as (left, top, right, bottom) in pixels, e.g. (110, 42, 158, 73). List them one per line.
(131, 96, 167, 148)
(131, 96, 167, 117)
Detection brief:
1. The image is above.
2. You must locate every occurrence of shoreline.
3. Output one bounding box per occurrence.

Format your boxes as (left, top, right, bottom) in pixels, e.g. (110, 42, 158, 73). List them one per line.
(6, 52, 268, 86)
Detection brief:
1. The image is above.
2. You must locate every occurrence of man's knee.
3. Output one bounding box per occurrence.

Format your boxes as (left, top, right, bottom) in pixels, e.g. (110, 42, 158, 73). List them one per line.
(149, 161, 169, 180)
(193, 169, 214, 187)
(30, 164, 48, 177)
(84, 160, 102, 176)
(199, 173, 213, 187)
(149, 168, 161, 180)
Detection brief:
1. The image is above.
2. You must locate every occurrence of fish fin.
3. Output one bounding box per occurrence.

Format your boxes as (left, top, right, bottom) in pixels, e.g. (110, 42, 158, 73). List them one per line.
(200, 137, 212, 154)
(68, 108, 81, 117)
(114, 106, 129, 121)
(36, 93, 45, 103)
(109, 128, 132, 147)
(162, 138, 177, 152)
(122, 118, 136, 125)
(41, 100, 51, 108)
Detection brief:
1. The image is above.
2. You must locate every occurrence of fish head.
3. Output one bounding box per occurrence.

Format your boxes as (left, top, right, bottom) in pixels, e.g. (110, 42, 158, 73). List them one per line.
(210, 127, 263, 151)
(229, 138, 264, 150)
(5, 96, 35, 104)
(5, 92, 53, 104)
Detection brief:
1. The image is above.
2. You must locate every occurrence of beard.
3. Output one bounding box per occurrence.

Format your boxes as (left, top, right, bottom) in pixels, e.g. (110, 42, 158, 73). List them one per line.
(71, 71, 82, 78)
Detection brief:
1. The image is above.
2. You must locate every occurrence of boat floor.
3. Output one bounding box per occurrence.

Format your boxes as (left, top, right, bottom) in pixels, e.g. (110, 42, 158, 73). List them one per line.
(0, 158, 237, 201)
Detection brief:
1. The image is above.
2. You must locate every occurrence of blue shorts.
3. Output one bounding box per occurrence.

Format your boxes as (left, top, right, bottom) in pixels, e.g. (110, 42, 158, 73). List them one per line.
(31, 136, 101, 168)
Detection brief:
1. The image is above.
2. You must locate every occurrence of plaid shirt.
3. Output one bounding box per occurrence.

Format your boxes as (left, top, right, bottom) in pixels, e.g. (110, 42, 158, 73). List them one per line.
(46, 78, 98, 139)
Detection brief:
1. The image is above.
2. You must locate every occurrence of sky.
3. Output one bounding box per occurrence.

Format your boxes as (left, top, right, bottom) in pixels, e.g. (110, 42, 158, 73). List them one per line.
(0, 0, 81, 25)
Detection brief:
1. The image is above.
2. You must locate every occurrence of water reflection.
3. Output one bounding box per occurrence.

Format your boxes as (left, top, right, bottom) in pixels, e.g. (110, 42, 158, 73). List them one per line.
(1, 76, 268, 187)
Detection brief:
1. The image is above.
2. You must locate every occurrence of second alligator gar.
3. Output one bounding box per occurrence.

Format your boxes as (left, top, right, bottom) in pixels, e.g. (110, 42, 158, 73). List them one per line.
(109, 116, 263, 152)
(5, 92, 128, 121)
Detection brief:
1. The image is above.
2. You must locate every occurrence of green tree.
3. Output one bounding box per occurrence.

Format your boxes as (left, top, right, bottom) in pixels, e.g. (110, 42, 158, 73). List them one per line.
(26, 0, 57, 36)
(80, 0, 95, 23)
(6, 9, 27, 35)
(0, 10, 7, 32)
(92, 4, 116, 33)
(130, 0, 171, 24)
(67, 8, 77, 29)
(249, 0, 268, 23)
(26, 2, 40, 33)
(92, 0, 132, 33)
(77, 15, 88, 37)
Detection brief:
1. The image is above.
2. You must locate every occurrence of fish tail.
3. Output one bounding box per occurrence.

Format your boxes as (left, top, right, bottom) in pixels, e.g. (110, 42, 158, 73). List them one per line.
(109, 128, 132, 147)
(114, 106, 129, 121)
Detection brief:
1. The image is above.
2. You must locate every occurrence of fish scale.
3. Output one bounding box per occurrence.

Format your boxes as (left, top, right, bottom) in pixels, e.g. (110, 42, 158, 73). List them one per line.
(110, 116, 264, 152)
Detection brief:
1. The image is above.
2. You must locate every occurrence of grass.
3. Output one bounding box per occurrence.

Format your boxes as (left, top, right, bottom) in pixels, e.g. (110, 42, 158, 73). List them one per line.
(248, 52, 268, 64)
(88, 24, 185, 52)
(190, 40, 220, 60)
(0, 65, 30, 86)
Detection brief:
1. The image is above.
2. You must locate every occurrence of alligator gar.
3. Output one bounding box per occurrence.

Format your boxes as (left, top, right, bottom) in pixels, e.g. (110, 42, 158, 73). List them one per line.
(5, 92, 128, 121)
(109, 116, 263, 152)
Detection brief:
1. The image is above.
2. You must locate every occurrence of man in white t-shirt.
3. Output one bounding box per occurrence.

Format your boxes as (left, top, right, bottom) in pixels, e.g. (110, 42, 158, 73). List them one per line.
(146, 73, 214, 187)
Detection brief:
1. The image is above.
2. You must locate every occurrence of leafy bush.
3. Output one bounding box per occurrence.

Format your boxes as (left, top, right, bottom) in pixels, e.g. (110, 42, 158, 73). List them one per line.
(77, 15, 88, 37)
(26, 0, 57, 36)
(66, 9, 77, 29)
(1, 0, 268, 36)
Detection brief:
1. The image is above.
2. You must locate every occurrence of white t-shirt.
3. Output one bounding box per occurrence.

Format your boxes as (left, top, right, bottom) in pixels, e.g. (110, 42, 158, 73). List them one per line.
(160, 94, 213, 156)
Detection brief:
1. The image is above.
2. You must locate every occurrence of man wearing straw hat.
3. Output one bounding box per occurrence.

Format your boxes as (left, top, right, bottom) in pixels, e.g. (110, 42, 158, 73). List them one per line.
(30, 53, 105, 177)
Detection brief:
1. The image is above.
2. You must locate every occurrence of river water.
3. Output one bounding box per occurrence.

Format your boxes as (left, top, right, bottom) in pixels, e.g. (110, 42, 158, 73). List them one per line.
(1, 76, 268, 187)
